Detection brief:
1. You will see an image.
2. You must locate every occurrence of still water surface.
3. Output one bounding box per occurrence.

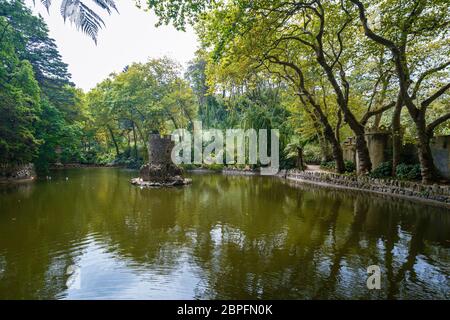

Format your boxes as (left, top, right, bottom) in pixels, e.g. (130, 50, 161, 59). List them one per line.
(0, 168, 448, 299)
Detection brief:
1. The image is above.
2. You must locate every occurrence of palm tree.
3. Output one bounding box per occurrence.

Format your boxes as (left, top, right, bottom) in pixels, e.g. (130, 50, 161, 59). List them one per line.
(34, 0, 118, 43)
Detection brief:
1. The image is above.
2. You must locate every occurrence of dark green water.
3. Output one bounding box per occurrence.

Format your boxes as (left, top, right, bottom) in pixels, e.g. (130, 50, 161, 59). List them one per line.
(0, 168, 448, 299)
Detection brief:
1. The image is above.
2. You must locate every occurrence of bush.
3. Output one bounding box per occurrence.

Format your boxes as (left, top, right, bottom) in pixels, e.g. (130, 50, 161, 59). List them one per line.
(344, 160, 356, 173)
(369, 161, 392, 178)
(320, 160, 335, 170)
(303, 144, 323, 164)
(320, 160, 355, 173)
(395, 163, 421, 180)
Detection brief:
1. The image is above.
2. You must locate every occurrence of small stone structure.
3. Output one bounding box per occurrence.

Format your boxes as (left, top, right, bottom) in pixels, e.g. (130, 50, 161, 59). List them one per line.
(431, 135, 450, 179)
(131, 134, 191, 187)
(342, 129, 391, 173)
(342, 130, 391, 169)
(342, 137, 356, 163)
(364, 128, 391, 170)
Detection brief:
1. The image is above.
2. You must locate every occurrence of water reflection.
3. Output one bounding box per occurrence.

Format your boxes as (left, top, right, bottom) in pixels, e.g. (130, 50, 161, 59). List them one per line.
(0, 168, 448, 299)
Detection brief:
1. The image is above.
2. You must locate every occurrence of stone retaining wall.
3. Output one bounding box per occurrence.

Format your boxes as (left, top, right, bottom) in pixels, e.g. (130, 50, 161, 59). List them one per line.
(0, 163, 35, 181)
(284, 169, 450, 205)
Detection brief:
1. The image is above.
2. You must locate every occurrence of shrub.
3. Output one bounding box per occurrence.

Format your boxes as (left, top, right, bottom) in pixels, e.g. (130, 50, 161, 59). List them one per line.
(320, 160, 335, 170)
(344, 160, 356, 173)
(369, 161, 392, 178)
(395, 163, 421, 180)
(303, 144, 323, 164)
(320, 160, 355, 173)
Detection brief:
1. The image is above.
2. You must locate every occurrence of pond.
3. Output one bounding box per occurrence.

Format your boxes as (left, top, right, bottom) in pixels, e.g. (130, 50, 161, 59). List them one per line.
(0, 168, 448, 299)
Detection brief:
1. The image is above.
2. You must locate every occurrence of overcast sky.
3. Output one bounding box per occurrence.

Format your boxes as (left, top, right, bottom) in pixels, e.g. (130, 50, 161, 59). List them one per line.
(24, 0, 199, 91)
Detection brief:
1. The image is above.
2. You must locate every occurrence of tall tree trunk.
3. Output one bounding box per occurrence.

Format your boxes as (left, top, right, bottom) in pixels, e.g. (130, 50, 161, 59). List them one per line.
(355, 129, 372, 174)
(323, 127, 345, 173)
(132, 122, 138, 160)
(415, 117, 437, 184)
(127, 130, 131, 151)
(391, 96, 403, 176)
(107, 125, 120, 157)
(296, 147, 304, 170)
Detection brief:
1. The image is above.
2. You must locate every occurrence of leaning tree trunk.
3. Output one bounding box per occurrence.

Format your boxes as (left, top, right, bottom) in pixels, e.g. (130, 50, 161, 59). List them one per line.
(355, 131, 372, 174)
(331, 142, 346, 174)
(322, 125, 345, 174)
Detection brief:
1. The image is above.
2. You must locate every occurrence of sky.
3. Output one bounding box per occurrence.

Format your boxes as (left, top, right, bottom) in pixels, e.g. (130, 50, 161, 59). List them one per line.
(24, 0, 199, 91)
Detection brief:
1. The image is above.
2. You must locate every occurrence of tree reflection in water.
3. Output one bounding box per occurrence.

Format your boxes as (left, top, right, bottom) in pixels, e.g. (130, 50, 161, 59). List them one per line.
(0, 169, 448, 299)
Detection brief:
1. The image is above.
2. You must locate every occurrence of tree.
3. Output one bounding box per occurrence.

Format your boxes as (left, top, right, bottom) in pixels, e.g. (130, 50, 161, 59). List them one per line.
(350, 0, 450, 183)
(86, 57, 197, 162)
(1, 0, 90, 173)
(195, 0, 396, 173)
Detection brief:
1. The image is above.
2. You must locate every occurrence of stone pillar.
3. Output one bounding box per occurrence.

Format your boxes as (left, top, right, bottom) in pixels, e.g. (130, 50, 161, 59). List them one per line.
(365, 129, 390, 170)
(431, 135, 450, 179)
(147, 134, 174, 165)
(131, 133, 191, 186)
(342, 137, 356, 163)
(347, 129, 391, 173)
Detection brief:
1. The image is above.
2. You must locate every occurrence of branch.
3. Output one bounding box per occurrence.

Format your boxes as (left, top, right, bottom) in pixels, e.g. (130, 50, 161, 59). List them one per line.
(421, 82, 450, 109)
(274, 35, 315, 49)
(360, 101, 396, 125)
(330, 0, 352, 69)
(412, 61, 450, 99)
(427, 112, 450, 134)
(349, 0, 399, 53)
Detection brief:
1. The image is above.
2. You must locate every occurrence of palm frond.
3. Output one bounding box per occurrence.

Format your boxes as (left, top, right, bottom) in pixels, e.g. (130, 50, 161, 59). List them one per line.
(60, 0, 76, 22)
(35, 0, 118, 43)
(73, 2, 106, 44)
(34, 0, 52, 12)
(92, 0, 119, 14)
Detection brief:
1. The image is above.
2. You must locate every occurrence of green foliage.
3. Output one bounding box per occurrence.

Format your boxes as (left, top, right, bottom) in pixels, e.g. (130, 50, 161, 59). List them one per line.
(320, 160, 355, 173)
(0, 0, 92, 175)
(144, 0, 209, 30)
(0, 5, 42, 165)
(344, 161, 356, 173)
(395, 163, 422, 181)
(320, 161, 335, 170)
(303, 144, 323, 164)
(85, 57, 197, 164)
(141, 0, 450, 181)
(369, 162, 393, 179)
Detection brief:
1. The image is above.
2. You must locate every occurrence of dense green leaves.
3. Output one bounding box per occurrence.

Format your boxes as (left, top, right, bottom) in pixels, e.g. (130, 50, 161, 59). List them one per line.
(0, 0, 88, 174)
(84, 57, 197, 165)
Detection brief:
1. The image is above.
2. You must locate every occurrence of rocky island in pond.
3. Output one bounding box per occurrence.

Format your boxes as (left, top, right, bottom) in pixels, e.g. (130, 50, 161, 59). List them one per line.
(131, 134, 191, 187)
